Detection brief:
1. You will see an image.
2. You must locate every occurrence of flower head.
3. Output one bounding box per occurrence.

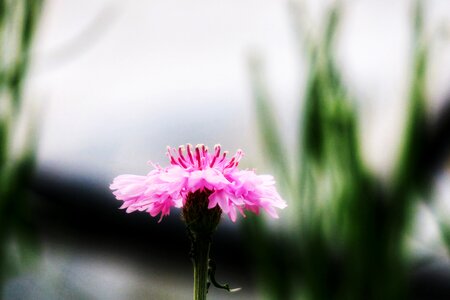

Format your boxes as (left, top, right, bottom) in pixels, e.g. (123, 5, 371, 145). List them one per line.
(110, 144, 287, 222)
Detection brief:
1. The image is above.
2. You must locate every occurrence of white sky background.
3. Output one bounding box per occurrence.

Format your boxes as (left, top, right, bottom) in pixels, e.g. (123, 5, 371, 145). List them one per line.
(28, 0, 450, 185)
(30, 0, 300, 183)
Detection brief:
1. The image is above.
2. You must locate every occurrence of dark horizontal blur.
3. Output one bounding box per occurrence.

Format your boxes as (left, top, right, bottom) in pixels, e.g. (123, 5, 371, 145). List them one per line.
(24, 167, 254, 299)
(25, 167, 450, 300)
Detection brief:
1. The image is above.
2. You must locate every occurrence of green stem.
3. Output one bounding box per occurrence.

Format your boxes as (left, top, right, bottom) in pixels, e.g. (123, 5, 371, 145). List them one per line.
(192, 235, 211, 300)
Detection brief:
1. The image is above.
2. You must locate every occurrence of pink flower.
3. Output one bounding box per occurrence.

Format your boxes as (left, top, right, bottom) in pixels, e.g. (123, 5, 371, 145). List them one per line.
(110, 144, 287, 222)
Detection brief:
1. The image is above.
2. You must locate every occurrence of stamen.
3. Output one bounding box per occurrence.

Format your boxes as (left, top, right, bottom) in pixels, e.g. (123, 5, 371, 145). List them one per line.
(209, 145, 221, 167)
(233, 150, 244, 167)
(214, 144, 221, 156)
(178, 145, 188, 163)
(201, 157, 207, 169)
(195, 145, 202, 169)
(166, 152, 178, 166)
(225, 157, 236, 169)
(218, 151, 228, 164)
(202, 146, 209, 166)
(171, 148, 181, 163)
(209, 158, 216, 168)
(166, 147, 177, 165)
(178, 157, 187, 168)
(186, 144, 195, 164)
(147, 161, 162, 170)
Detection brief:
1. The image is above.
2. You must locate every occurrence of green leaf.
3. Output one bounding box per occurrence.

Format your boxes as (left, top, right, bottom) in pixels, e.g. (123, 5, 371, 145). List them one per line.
(248, 55, 291, 187)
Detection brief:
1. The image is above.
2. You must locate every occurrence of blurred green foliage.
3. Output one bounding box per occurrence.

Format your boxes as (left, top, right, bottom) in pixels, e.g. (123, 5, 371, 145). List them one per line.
(246, 0, 450, 299)
(0, 0, 44, 294)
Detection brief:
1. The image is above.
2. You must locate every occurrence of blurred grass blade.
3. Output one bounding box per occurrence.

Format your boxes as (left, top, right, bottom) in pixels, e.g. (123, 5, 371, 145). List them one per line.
(0, 0, 44, 294)
(248, 55, 291, 187)
(393, 0, 427, 190)
(10, 0, 44, 109)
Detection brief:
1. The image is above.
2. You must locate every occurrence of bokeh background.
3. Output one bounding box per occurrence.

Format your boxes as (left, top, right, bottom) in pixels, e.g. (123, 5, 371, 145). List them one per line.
(1, 0, 450, 299)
